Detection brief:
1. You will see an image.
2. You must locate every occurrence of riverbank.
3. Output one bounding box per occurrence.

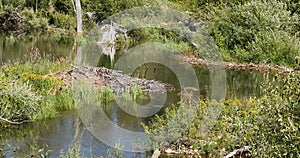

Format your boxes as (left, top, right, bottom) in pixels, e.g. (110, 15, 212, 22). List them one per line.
(143, 70, 299, 157)
(184, 56, 299, 74)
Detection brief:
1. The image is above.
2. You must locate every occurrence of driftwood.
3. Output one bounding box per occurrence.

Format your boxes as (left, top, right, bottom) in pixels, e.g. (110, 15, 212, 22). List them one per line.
(0, 117, 34, 125)
(151, 149, 161, 158)
(224, 146, 251, 158)
(47, 65, 170, 93)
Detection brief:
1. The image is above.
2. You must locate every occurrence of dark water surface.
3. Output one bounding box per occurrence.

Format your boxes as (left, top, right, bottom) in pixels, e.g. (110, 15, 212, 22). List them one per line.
(0, 35, 265, 157)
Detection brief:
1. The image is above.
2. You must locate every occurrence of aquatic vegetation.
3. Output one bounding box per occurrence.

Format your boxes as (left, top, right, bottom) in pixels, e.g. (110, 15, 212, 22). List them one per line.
(106, 143, 126, 158)
(129, 83, 145, 101)
(59, 143, 81, 158)
(73, 82, 115, 107)
(0, 52, 73, 125)
(143, 73, 300, 157)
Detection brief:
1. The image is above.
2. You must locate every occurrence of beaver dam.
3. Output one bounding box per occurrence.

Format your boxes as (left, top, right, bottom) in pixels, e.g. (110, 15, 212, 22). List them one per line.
(47, 65, 172, 93)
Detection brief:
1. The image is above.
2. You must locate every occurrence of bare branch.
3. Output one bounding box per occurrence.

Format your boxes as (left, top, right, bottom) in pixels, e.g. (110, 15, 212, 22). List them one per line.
(0, 117, 34, 125)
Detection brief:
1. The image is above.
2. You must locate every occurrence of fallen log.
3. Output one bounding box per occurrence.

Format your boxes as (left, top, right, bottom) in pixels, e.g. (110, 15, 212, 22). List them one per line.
(224, 146, 251, 158)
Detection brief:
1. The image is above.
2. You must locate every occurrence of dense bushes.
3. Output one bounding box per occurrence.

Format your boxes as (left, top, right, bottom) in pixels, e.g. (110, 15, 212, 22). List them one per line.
(143, 73, 300, 157)
(81, 0, 163, 21)
(207, 1, 300, 66)
(1, 0, 300, 66)
(0, 0, 164, 35)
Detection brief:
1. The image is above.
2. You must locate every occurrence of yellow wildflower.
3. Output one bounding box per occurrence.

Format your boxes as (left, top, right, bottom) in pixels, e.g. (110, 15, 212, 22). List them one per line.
(262, 95, 267, 101)
(222, 121, 227, 127)
(250, 109, 257, 114)
(240, 111, 247, 116)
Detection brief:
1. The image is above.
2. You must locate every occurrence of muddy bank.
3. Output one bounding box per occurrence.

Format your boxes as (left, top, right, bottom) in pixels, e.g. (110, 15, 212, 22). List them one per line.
(184, 56, 299, 74)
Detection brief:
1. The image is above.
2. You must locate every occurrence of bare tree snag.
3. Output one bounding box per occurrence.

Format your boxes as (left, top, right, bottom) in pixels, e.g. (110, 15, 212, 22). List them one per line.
(0, 0, 3, 10)
(0, 37, 2, 66)
(72, 0, 83, 34)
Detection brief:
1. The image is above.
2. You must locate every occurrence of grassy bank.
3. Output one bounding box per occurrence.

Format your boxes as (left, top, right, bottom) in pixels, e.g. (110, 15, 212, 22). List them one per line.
(142, 72, 300, 157)
(0, 52, 73, 126)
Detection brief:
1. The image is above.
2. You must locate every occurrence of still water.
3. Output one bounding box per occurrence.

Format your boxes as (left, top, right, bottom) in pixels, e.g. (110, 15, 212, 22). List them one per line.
(0, 35, 264, 157)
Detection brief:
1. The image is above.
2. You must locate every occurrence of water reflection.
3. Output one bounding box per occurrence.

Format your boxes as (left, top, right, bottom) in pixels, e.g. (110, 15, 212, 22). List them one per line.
(0, 34, 266, 157)
(0, 35, 74, 63)
(1, 112, 151, 157)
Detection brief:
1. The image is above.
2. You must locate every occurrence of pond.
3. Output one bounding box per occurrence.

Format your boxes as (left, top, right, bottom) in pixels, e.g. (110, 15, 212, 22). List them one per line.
(0, 35, 265, 157)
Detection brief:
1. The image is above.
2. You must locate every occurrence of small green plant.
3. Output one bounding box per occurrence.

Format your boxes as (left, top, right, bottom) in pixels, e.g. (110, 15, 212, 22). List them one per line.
(106, 142, 126, 158)
(59, 143, 81, 158)
(130, 84, 144, 101)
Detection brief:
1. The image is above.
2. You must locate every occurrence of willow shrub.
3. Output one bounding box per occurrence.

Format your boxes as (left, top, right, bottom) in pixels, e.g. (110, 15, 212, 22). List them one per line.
(143, 73, 300, 157)
(208, 1, 300, 66)
(0, 81, 42, 123)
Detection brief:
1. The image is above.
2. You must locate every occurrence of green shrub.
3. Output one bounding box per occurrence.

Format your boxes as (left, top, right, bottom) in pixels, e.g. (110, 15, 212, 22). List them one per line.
(21, 8, 48, 30)
(247, 30, 300, 65)
(82, 0, 166, 21)
(143, 73, 300, 157)
(126, 28, 195, 55)
(0, 81, 42, 123)
(53, 0, 74, 14)
(49, 12, 76, 32)
(208, 1, 300, 66)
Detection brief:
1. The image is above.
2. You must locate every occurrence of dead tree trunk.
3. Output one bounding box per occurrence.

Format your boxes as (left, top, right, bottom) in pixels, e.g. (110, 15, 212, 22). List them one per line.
(72, 0, 83, 34)
(0, 0, 3, 11)
(0, 37, 2, 66)
(71, 0, 83, 34)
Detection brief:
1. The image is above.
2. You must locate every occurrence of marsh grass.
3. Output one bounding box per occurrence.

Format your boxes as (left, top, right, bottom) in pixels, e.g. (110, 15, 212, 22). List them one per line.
(0, 49, 73, 125)
(73, 82, 115, 108)
(59, 143, 81, 158)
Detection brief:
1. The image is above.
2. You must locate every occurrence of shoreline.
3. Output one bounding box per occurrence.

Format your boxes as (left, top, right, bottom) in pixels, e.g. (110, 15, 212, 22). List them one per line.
(184, 56, 299, 74)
